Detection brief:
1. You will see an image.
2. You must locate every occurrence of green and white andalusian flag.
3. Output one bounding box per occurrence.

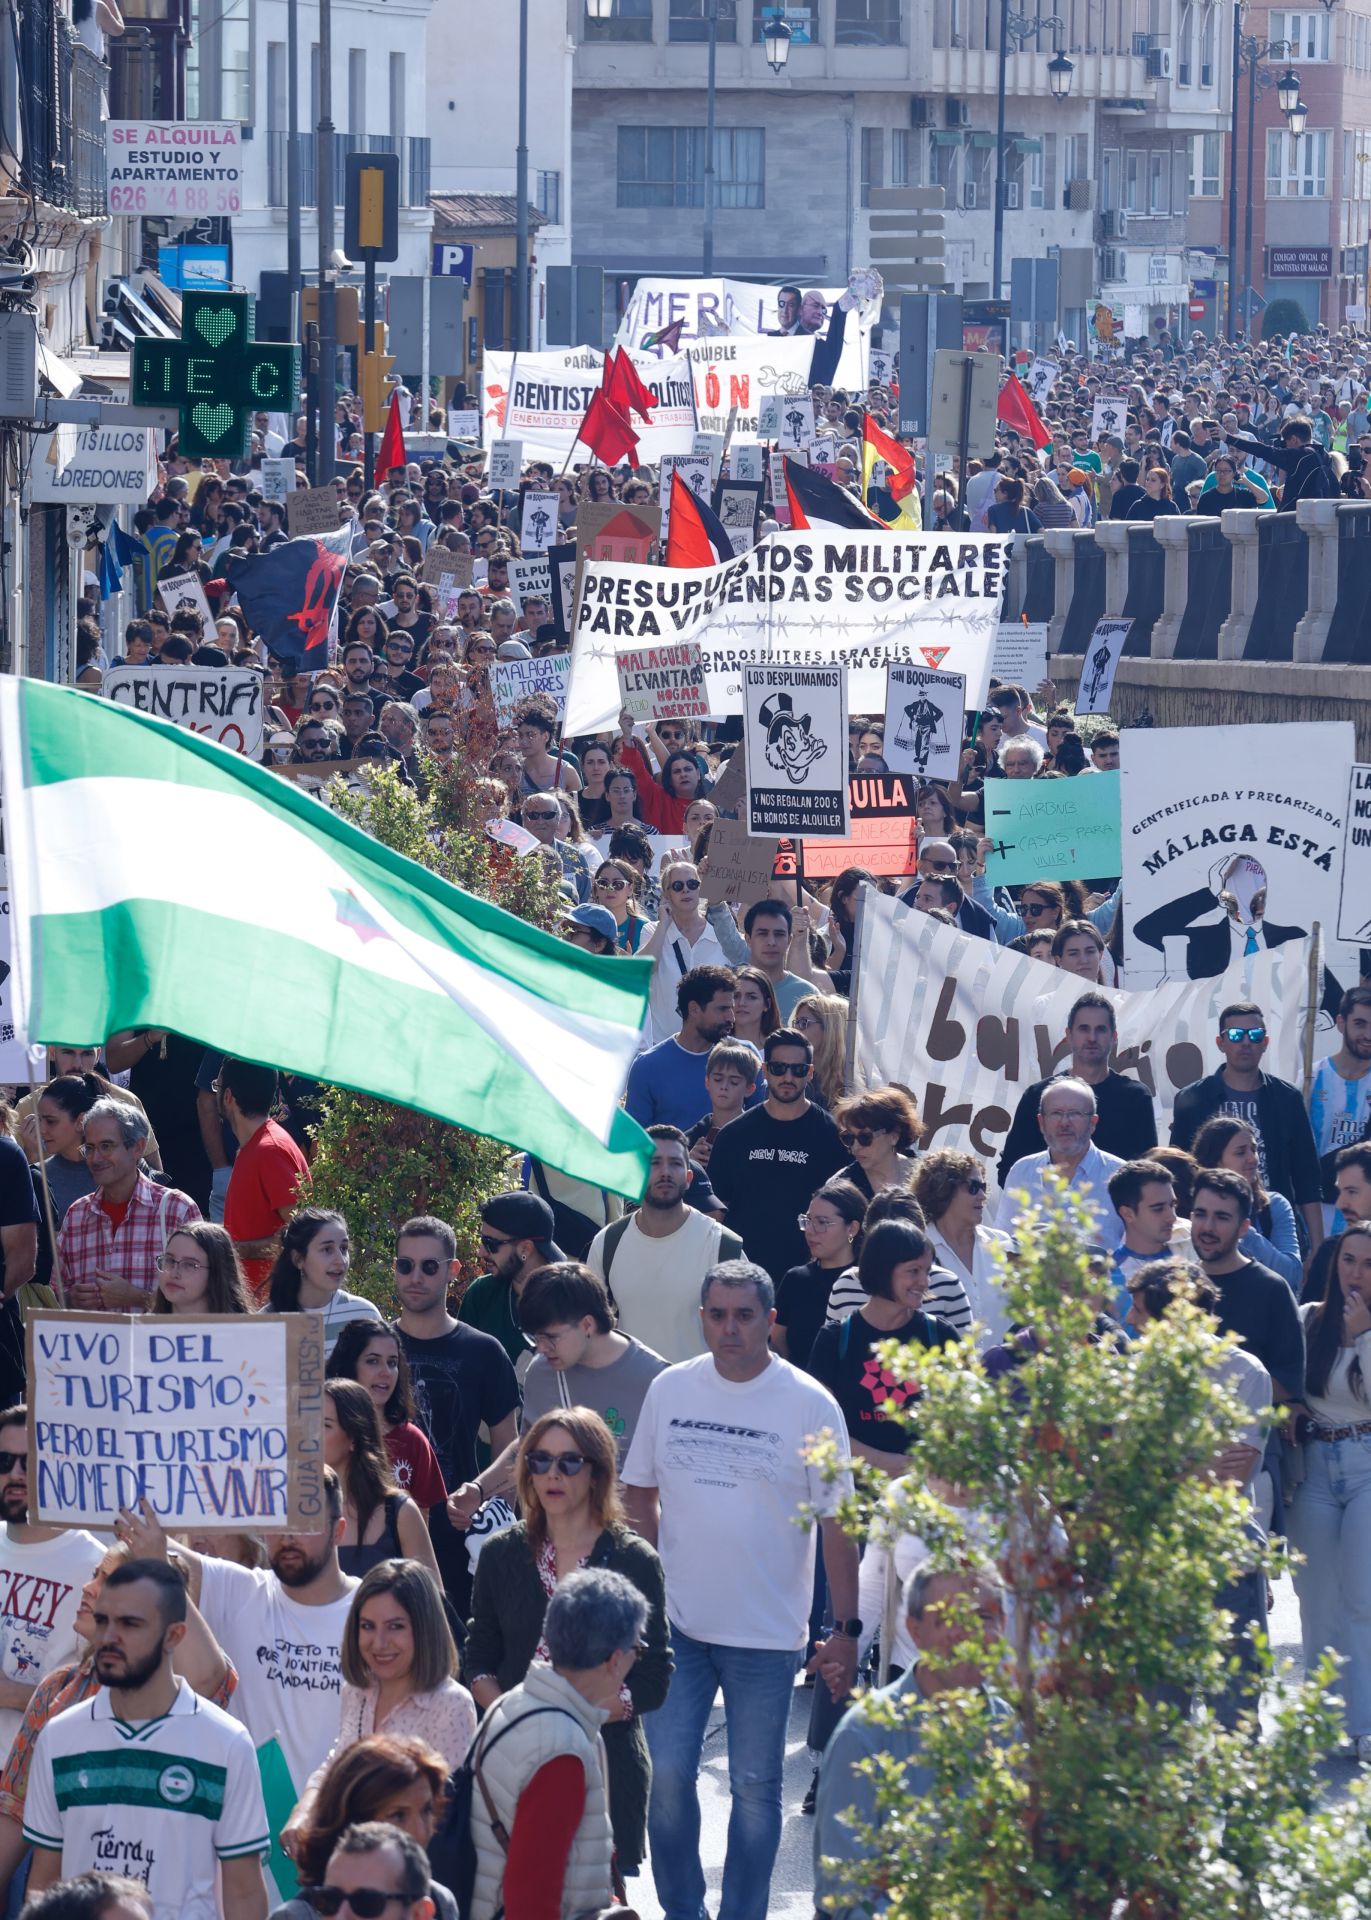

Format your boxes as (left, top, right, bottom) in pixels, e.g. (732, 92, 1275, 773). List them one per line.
(0, 679, 653, 1196)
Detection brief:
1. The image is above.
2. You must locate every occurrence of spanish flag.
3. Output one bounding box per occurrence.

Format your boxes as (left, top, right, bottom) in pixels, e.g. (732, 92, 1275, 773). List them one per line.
(861, 413, 920, 530)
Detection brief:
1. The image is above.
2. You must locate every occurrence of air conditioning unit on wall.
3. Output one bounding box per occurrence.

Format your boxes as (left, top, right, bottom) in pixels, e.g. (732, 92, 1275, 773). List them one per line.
(1148, 46, 1173, 78)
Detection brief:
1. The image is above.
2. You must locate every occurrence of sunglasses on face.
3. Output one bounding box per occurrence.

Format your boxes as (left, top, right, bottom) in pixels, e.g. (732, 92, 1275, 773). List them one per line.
(310, 700, 338, 713)
(394, 1255, 444, 1277)
(596, 875, 628, 892)
(668, 878, 700, 893)
(524, 810, 558, 822)
(923, 861, 957, 876)
(1223, 1026, 1267, 1043)
(302, 1890, 407, 1918)
(0, 1451, 25, 1474)
(964, 1179, 988, 1196)
(479, 1232, 515, 1256)
(525, 1449, 589, 1477)
(768, 1060, 808, 1077)
(839, 1128, 884, 1149)
(1022, 900, 1054, 918)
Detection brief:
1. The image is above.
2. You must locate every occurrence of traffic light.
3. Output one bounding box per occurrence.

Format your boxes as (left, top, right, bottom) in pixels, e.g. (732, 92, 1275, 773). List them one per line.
(360, 322, 395, 432)
(344, 153, 400, 263)
(300, 285, 360, 350)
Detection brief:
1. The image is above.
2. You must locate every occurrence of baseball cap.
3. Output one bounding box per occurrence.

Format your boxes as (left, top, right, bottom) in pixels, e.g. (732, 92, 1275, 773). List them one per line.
(497, 639, 532, 660)
(481, 1191, 564, 1263)
(560, 903, 619, 946)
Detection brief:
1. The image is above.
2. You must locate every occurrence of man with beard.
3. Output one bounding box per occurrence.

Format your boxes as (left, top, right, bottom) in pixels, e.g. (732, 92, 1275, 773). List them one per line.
(1308, 986, 1371, 1232)
(625, 967, 740, 1131)
(117, 1471, 356, 1836)
(588, 1128, 744, 1363)
(997, 993, 1158, 1184)
(23, 1561, 268, 1919)
(0, 1410, 104, 1761)
(455, 1195, 567, 1377)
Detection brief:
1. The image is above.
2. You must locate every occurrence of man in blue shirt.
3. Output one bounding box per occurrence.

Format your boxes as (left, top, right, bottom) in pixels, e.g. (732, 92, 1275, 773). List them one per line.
(625, 965, 738, 1132)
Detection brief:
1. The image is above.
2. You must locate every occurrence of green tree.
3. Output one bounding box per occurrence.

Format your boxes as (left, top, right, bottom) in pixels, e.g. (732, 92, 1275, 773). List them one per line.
(814, 1178, 1371, 1920)
(1260, 300, 1311, 342)
(307, 753, 562, 1304)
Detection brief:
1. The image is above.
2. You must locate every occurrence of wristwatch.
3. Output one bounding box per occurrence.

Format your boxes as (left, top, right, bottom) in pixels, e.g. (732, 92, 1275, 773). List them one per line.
(833, 1617, 863, 1639)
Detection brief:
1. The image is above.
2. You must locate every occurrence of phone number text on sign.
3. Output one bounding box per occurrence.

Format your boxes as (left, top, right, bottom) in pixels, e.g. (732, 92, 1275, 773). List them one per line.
(106, 121, 243, 218)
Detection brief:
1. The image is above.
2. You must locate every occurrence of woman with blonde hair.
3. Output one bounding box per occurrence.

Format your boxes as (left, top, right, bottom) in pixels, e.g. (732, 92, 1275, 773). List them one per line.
(464, 1409, 670, 1877)
(793, 992, 848, 1109)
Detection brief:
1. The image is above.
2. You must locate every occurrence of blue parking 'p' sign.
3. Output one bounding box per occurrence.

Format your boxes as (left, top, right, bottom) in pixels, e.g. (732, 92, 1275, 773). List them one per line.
(432, 243, 474, 283)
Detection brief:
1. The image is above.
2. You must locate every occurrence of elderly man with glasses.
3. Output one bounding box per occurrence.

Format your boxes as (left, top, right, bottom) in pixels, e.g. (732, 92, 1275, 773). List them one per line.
(56, 1099, 201, 1311)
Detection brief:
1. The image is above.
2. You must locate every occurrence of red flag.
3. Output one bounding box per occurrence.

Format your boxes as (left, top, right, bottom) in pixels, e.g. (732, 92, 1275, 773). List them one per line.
(666, 469, 734, 567)
(995, 373, 1051, 449)
(604, 349, 658, 425)
(578, 387, 639, 466)
(376, 392, 407, 475)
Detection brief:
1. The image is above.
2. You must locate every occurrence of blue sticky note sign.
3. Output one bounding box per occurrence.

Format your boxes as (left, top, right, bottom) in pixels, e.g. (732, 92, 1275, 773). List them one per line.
(982, 770, 1121, 886)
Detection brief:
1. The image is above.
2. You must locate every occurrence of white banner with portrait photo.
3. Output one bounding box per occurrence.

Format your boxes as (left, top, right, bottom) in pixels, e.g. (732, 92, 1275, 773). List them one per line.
(849, 892, 1316, 1181)
(1120, 721, 1356, 1004)
(564, 530, 1008, 735)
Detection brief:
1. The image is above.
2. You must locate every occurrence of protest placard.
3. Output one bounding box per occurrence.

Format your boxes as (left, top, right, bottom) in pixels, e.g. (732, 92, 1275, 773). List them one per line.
(1076, 618, 1132, 714)
(700, 814, 784, 904)
(868, 349, 894, 390)
(882, 664, 966, 781)
(261, 456, 297, 501)
(156, 568, 214, 628)
(566, 529, 1007, 734)
(286, 487, 341, 536)
(508, 557, 552, 613)
(1337, 764, 1371, 942)
(982, 770, 1121, 886)
(744, 663, 849, 839)
(714, 478, 763, 554)
(758, 395, 783, 440)
(795, 773, 921, 880)
(1091, 396, 1128, 441)
(777, 395, 815, 451)
(421, 546, 474, 592)
(658, 454, 711, 545)
(616, 642, 709, 724)
(488, 439, 523, 489)
(851, 894, 1316, 1173)
(491, 652, 572, 727)
(27, 1310, 325, 1530)
(1121, 720, 1356, 992)
(575, 501, 658, 563)
(104, 664, 265, 755)
(548, 541, 577, 639)
(520, 490, 560, 554)
(992, 620, 1051, 690)
(448, 408, 481, 441)
(692, 431, 725, 479)
(1025, 359, 1059, 407)
(730, 444, 765, 484)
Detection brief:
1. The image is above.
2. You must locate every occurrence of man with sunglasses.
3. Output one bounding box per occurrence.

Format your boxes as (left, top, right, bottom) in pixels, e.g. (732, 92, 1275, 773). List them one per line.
(1171, 999, 1325, 1260)
(519, 792, 592, 904)
(0, 1404, 105, 1760)
(306, 1822, 434, 1920)
(456, 1194, 570, 1373)
(898, 838, 997, 942)
(996, 992, 1158, 1186)
(706, 1030, 846, 1284)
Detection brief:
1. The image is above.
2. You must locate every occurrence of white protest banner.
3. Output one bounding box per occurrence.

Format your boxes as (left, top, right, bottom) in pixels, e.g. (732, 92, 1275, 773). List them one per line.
(27, 1310, 325, 1529)
(744, 663, 849, 839)
(730, 444, 765, 484)
(777, 395, 815, 452)
(1091, 396, 1129, 441)
(1025, 359, 1060, 407)
(1337, 764, 1371, 942)
(260, 456, 296, 501)
(850, 892, 1315, 1172)
(688, 337, 814, 440)
(447, 408, 481, 441)
(616, 642, 709, 724)
(658, 454, 711, 546)
(491, 653, 571, 727)
(614, 275, 871, 390)
(106, 121, 242, 217)
(104, 664, 265, 755)
(1121, 720, 1356, 995)
(156, 568, 214, 627)
(30, 425, 157, 505)
(992, 620, 1051, 690)
(488, 439, 523, 489)
(507, 556, 552, 613)
(1076, 618, 1131, 714)
(482, 349, 695, 465)
(565, 530, 1008, 735)
(882, 663, 966, 781)
(520, 490, 561, 554)
(0, 897, 30, 1079)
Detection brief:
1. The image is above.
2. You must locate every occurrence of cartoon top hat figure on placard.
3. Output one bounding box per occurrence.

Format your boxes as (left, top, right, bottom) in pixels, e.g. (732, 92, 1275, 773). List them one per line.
(758, 690, 827, 784)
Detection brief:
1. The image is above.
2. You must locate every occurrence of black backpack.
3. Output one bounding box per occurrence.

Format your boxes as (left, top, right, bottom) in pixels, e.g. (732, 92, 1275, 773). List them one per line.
(430, 1705, 578, 1920)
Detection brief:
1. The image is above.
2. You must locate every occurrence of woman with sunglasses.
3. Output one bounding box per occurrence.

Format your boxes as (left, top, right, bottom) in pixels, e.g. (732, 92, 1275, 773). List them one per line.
(465, 1410, 670, 1879)
(731, 966, 781, 1050)
(831, 1085, 924, 1200)
(268, 1208, 383, 1358)
(913, 1148, 1013, 1345)
(590, 858, 654, 954)
(323, 1381, 442, 1581)
(272, 1734, 459, 1919)
(327, 1320, 447, 1509)
(967, 866, 1120, 946)
(773, 1178, 866, 1369)
(640, 859, 733, 1043)
(306, 685, 343, 726)
(1191, 1115, 1303, 1291)
(615, 711, 708, 835)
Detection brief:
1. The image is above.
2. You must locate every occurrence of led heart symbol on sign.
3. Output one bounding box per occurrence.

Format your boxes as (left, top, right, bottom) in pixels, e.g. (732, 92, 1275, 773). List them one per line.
(192, 404, 235, 442)
(195, 307, 236, 348)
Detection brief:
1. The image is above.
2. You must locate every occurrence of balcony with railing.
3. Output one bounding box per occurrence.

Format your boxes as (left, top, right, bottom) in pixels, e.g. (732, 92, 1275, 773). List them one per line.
(18, 0, 108, 216)
(266, 133, 431, 211)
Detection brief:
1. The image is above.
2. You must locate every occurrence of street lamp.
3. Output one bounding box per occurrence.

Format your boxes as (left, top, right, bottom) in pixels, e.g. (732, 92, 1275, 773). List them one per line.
(1286, 97, 1309, 136)
(992, 10, 1070, 300)
(1276, 65, 1301, 113)
(762, 15, 792, 73)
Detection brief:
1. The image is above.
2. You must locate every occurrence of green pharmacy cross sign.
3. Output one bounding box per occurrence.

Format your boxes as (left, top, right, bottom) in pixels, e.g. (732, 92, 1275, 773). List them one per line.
(131, 292, 301, 460)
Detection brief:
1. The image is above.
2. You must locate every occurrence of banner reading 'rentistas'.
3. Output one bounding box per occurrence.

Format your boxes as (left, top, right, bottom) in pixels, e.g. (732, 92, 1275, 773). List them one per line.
(564, 530, 1007, 734)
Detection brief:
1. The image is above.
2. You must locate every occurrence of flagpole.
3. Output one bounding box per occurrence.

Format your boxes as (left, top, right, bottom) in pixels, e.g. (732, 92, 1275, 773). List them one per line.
(25, 1058, 67, 1310)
